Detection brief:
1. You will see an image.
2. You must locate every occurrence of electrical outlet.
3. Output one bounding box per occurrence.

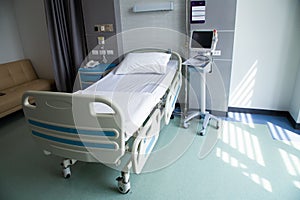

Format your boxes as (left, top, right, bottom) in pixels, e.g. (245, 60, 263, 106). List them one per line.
(94, 25, 99, 32)
(91, 50, 99, 55)
(99, 50, 106, 55)
(107, 50, 114, 55)
(104, 24, 113, 32)
(212, 50, 221, 56)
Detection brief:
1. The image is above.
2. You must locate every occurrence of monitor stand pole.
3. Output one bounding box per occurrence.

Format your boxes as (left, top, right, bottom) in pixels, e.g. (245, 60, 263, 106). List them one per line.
(182, 62, 220, 136)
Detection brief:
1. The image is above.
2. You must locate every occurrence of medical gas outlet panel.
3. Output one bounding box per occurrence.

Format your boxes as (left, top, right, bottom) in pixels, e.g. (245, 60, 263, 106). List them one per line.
(82, 0, 123, 66)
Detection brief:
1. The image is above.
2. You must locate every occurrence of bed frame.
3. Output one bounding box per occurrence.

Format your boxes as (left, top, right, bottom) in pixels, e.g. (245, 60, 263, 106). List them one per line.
(22, 48, 182, 194)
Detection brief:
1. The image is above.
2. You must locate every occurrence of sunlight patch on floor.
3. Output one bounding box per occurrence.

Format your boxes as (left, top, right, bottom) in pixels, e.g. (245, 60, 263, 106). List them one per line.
(278, 149, 300, 177)
(293, 181, 300, 189)
(278, 148, 300, 190)
(242, 172, 273, 193)
(228, 112, 256, 128)
(216, 146, 272, 193)
(268, 122, 300, 150)
(215, 121, 274, 192)
(222, 122, 265, 166)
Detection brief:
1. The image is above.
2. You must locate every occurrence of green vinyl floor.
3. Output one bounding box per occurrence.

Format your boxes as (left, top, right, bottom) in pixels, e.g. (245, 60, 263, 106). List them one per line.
(0, 111, 300, 200)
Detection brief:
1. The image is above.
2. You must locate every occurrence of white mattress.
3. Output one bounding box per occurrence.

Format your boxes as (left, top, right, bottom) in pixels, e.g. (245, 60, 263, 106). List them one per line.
(76, 60, 178, 136)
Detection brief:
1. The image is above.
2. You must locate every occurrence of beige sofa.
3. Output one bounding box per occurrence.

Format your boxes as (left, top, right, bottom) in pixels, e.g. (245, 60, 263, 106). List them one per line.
(0, 59, 55, 118)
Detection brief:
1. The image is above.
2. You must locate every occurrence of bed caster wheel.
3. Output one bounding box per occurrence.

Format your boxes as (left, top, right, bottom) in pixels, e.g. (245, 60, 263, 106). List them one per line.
(62, 167, 71, 179)
(116, 177, 130, 194)
(198, 128, 206, 136)
(61, 159, 76, 179)
(183, 122, 190, 129)
(216, 122, 220, 129)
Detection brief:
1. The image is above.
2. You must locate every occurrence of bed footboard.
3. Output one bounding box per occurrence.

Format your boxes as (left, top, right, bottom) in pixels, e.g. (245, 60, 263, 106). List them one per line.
(22, 90, 126, 164)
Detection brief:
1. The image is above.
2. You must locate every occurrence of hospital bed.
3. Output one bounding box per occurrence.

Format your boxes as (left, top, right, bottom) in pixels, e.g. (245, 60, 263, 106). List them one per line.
(22, 48, 182, 194)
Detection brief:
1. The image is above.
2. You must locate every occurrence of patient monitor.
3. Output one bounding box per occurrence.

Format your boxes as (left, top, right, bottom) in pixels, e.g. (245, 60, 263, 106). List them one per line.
(183, 29, 218, 68)
(189, 29, 218, 57)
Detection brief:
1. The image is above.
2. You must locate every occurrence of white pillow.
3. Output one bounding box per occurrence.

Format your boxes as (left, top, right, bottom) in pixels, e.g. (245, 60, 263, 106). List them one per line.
(115, 52, 171, 75)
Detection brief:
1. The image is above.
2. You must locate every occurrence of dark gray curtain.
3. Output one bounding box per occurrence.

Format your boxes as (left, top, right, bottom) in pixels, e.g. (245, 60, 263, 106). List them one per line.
(44, 0, 87, 92)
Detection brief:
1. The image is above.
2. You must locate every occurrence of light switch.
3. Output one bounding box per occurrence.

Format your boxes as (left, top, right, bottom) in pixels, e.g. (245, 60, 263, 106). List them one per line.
(100, 25, 105, 32)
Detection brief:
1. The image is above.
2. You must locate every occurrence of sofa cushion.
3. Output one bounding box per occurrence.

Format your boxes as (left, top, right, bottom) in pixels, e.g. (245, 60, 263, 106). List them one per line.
(13, 79, 54, 92)
(0, 79, 54, 114)
(0, 59, 37, 91)
(0, 91, 21, 114)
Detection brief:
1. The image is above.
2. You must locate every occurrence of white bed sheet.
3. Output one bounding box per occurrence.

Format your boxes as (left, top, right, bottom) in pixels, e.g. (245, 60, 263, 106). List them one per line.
(76, 60, 178, 136)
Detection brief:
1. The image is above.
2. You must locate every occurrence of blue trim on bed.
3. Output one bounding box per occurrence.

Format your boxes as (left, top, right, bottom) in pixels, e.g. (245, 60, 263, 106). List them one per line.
(32, 131, 115, 149)
(145, 136, 156, 155)
(172, 85, 181, 107)
(29, 120, 116, 137)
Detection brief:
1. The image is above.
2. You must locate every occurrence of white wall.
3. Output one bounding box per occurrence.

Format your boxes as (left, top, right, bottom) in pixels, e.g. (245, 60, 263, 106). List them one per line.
(289, 60, 300, 123)
(289, 1, 300, 123)
(13, 0, 53, 79)
(119, 0, 187, 56)
(0, 0, 24, 63)
(230, 0, 300, 113)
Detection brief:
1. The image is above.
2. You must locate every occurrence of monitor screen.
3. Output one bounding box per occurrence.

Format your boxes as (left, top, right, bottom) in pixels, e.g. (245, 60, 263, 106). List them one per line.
(190, 30, 213, 50)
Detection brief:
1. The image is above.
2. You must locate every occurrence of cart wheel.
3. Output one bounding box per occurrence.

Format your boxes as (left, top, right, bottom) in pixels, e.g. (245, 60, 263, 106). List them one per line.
(183, 122, 190, 129)
(198, 128, 205, 136)
(116, 177, 130, 194)
(62, 167, 71, 179)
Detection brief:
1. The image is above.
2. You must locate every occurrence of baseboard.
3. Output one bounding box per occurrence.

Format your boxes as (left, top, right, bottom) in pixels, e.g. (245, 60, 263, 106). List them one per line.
(228, 107, 300, 130)
(228, 107, 289, 116)
(286, 113, 300, 130)
(208, 110, 227, 118)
